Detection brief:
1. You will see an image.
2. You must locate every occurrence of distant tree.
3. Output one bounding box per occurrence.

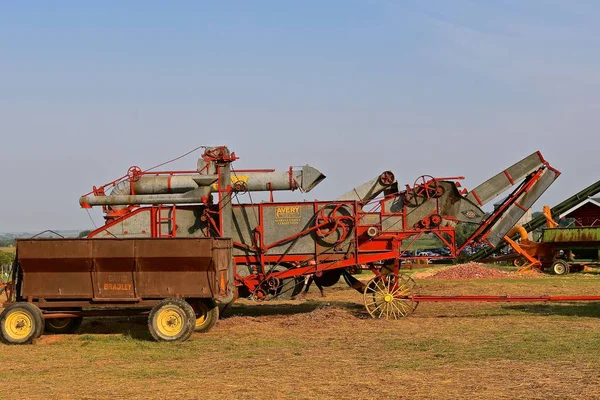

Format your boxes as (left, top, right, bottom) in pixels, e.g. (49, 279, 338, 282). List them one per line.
(455, 223, 478, 246)
(0, 239, 15, 247)
(0, 251, 14, 267)
(78, 230, 92, 238)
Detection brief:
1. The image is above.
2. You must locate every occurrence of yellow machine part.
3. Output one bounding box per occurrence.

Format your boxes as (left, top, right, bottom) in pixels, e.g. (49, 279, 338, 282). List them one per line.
(504, 205, 558, 274)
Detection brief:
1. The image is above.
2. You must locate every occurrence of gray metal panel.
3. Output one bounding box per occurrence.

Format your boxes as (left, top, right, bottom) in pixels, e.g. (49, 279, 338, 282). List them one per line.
(359, 213, 381, 226)
(486, 168, 559, 246)
(232, 205, 260, 256)
(466, 152, 544, 206)
(405, 201, 437, 228)
(337, 172, 393, 203)
(172, 208, 209, 238)
(382, 216, 404, 232)
(105, 209, 153, 238)
(262, 204, 317, 255)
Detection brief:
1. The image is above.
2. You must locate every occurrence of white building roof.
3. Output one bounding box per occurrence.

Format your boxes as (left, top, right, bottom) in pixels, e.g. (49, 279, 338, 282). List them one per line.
(559, 197, 600, 219)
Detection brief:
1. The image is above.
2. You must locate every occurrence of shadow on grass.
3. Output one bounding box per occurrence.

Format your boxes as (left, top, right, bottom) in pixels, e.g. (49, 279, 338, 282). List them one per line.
(504, 302, 600, 318)
(77, 316, 153, 340)
(70, 300, 366, 339)
(221, 300, 365, 319)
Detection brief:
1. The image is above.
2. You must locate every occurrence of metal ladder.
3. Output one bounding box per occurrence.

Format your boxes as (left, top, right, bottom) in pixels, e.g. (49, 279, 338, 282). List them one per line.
(156, 205, 177, 238)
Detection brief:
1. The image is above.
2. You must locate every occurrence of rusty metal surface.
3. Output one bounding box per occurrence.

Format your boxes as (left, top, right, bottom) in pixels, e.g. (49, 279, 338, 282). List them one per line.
(542, 227, 600, 244)
(16, 238, 232, 302)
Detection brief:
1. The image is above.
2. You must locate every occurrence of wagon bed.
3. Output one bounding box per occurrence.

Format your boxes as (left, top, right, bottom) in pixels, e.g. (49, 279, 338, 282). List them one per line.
(1, 237, 232, 344)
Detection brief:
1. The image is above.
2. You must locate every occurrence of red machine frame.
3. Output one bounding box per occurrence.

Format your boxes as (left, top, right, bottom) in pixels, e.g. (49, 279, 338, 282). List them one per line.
(85, 147, 561, 304)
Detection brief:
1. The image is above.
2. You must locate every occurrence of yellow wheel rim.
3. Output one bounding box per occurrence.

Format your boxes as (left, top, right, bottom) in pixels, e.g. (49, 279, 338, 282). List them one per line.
(5, 311, 33, 340)
(47, 318, 70, 330)
(195, 303, 208, 329)
(156, 307, 184, 337)
(363, 274, 418, 320)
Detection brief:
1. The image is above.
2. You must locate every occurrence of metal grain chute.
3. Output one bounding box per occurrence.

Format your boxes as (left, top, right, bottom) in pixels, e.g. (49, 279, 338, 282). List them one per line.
(80, 160, 325, 208)
(466, 151, 548, 207)
(482, 167, 560, 247)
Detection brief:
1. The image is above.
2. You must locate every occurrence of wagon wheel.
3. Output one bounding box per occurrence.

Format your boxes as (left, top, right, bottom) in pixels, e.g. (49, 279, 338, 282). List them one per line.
(363, 273, 418, 319)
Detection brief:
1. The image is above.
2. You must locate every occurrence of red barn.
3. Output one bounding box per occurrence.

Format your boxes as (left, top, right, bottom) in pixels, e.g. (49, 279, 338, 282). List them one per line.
(559, 197, 600, 226)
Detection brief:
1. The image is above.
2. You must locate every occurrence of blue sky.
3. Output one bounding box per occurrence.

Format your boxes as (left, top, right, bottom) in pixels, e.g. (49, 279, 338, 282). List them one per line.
(1, 1, 599, 231)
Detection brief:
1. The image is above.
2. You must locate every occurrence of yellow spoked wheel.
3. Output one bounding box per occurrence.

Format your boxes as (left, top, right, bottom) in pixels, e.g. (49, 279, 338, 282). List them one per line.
(363, 273, 418, 319)
(148, 299, 195, 342)
(5, 311, 33, 340)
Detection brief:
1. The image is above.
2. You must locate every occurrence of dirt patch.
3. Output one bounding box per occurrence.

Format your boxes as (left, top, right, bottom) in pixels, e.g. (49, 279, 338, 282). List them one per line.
(34, 335, 66, 345)
(1, 278, 600, 400)
(425, 263, 510, 280)
(277, 305, 358, 327)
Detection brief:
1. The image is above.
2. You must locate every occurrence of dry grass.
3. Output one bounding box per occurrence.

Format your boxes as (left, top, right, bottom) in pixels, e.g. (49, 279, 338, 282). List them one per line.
(1, 268, 600, 400)
(0, 246, 15, 254)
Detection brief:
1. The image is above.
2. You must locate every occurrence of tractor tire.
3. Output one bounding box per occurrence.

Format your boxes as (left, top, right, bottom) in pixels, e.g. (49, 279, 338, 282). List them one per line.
(190, 299, 219, 333)
(552, 260, 570, 275)
(314, 269, 342, 287)
(148, 298, 196, 342)
(0, 302, 44, 345)
(267, 264, 304, 300)
(44, 317, 83, 334)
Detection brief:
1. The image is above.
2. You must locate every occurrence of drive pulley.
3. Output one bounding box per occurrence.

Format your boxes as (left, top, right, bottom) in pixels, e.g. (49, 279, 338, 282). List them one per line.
(315, 204, 355, 245)
(404, 175, 444, 208)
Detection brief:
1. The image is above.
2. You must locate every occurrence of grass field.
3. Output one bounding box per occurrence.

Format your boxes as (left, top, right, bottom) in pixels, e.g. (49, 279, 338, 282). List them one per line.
(0, 246, 15, 254)
(1, 267, 600, 400)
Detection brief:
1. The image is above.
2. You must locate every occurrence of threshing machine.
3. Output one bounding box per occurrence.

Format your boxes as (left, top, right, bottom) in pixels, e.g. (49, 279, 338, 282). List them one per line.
(77, 146, 566, 319)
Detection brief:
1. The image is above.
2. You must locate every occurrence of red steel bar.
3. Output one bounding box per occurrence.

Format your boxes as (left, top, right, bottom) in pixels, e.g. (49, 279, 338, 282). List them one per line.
(410, 295, 600, 303)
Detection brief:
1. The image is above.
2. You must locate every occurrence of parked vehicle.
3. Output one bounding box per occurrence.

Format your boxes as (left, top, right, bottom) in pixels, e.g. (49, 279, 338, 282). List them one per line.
(0, 238, 232, 344)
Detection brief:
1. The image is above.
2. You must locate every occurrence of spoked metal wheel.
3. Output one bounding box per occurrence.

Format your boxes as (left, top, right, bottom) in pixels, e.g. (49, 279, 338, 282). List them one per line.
(363, 274, 418, 319)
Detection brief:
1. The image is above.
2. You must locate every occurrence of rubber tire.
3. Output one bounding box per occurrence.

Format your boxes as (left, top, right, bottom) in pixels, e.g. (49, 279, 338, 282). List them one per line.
(148, 298, 195, 342)
(267, 264, 304, 300)
(0, 302, 44, 345)
(552, 260, 570, 275)
(190, 299, 219, 333)
(314, 269, 342, 287)
(44, 317, 83, 334)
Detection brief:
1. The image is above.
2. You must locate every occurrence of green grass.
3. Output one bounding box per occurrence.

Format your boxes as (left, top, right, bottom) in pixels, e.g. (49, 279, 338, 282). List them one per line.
(1, 272, 600, 399)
